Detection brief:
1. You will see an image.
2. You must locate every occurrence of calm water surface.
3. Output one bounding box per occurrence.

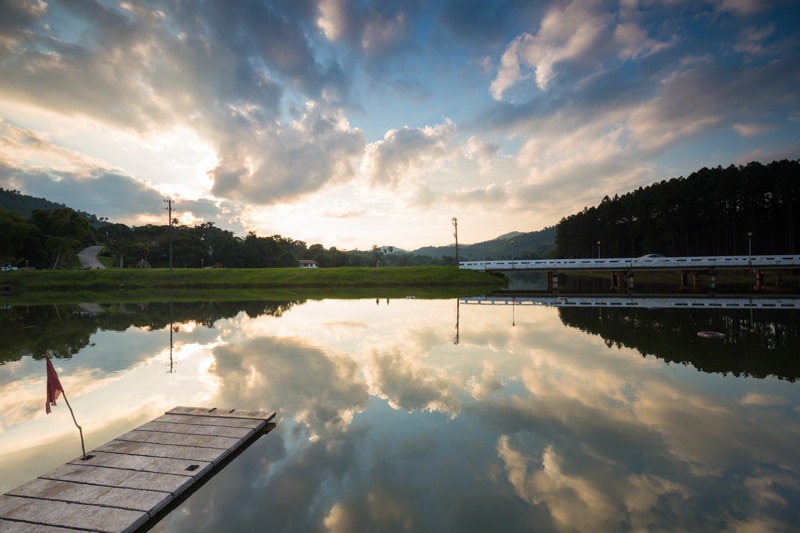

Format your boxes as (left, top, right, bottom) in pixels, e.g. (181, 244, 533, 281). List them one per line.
(1, 297, 799, 532)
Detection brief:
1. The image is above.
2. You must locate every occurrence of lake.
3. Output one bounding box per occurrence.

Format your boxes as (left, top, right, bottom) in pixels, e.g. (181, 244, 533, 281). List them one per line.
(2, 296, 799, 532)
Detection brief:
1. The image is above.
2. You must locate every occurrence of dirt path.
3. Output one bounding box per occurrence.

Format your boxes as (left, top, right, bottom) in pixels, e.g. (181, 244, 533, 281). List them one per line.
(77, 245, 105, 269)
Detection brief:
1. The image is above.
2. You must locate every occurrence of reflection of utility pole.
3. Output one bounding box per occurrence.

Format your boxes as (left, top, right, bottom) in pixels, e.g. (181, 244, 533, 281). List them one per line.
(168, 293, 175, 373)
(165, 199, 174, 279)
(453, 298, 460, 345)
(512, 297, 516, 327)
(452, 217, 459, 264)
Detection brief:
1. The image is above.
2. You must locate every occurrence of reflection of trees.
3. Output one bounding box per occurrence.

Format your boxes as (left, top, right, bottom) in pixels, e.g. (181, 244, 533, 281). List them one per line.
(559, 307, 800, 381)
(0, 300, 304, 364)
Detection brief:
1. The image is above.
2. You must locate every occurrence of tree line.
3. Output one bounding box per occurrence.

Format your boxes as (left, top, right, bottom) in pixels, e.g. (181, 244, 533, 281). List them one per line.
(0, 205, 452, 269)
(555, 160, 800, 258)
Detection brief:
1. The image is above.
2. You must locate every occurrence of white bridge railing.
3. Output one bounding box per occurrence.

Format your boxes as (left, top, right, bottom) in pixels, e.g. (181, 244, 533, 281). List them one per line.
(460, 295, 800, 309)
(459, 254, 800, 272)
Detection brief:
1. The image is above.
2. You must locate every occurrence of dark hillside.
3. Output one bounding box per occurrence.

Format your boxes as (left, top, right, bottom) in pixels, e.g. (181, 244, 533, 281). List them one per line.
(0, 188, 101, 223)
(555, 160, 800, 258)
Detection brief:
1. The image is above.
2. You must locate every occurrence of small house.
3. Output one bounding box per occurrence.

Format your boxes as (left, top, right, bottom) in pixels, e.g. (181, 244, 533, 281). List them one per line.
(298, 259, 319, 268)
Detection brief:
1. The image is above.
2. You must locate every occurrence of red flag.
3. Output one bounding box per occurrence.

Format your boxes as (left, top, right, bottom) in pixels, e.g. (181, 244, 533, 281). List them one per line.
(45, 355, 64, 414)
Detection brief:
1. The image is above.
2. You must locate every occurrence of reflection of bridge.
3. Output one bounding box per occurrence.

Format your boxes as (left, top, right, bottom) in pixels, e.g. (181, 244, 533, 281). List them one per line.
(460, 254, 800, 291)
(460, 295, 800, 309)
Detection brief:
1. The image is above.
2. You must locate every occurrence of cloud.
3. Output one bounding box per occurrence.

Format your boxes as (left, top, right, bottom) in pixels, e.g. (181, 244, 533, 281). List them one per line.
(0, 0, 47, 56)
(0, 0, 365, 208)
(209, 101, 365, 203)
(363, 119, 456, 187)
(734, 23, 775, 55)
(734, 122, 774, 137)
(719, 0, 769, 16)
(628, 53, 800, 153)
(489, 0, 670, 99)
(316, 0, 423, 60)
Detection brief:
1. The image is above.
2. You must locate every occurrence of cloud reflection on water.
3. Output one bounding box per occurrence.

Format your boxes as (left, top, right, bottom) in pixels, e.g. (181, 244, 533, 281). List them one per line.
(2, 299, 798, 531)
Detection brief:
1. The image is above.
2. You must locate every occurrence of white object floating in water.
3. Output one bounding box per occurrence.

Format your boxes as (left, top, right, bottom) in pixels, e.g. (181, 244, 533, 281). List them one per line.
(697, 331, 726, 339)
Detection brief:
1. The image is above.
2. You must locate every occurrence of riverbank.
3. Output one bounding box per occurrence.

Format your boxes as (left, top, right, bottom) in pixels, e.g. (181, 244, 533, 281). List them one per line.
(1, 266, 507, 304)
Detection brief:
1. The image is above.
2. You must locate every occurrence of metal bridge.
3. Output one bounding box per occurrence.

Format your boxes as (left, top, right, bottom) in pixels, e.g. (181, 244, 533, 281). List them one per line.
(460, 295, 800, 310)
(459, 254, 800, 272)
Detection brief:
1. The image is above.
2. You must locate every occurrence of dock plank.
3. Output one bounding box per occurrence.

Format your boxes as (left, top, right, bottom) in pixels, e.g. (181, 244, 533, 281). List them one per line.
(7, 478, 170, 513)
(167, 406, 276, 420)
(0, 518, 78, 532)
(137, 420, 254, 438)
(116, 429, 241, 449)
(0, 406, 275, 533)
(43, 463, 193, 494)
(95, 439, 232, 463)
(0, 495, 148, 533)
(69, 450, 213, 477)
(154, 413, 270, 429)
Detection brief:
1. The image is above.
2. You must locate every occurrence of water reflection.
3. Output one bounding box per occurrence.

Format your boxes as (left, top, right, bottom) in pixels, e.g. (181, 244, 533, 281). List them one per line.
(1, 298, 799, 531)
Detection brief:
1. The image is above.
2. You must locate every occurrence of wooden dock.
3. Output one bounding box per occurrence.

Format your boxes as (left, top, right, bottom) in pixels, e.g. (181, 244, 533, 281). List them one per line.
(0, 406, 276, 532)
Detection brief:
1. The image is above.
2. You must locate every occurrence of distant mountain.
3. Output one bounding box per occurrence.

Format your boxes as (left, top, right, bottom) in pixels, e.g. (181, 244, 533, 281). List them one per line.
(412, 226, 556, 260)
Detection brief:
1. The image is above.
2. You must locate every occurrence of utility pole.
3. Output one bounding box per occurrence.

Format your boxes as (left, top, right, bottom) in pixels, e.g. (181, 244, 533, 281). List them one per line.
(451, 217, 459, 264)
(165, 199, 174, 279)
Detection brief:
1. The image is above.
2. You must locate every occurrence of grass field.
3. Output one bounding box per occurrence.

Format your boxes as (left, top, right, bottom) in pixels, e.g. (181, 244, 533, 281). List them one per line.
(1, 266, 507, 304)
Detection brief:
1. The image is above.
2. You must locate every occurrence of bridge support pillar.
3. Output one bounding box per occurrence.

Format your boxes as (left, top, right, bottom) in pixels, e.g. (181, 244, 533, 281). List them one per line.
(610, 271, 634, 292)
(754, 269, 764, 291)
(547, 271, 559, 292)
(679, 271, 688, 290)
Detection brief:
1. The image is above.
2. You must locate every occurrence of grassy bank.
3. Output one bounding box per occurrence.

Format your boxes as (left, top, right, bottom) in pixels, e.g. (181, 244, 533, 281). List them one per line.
(1, 266, 506, 304)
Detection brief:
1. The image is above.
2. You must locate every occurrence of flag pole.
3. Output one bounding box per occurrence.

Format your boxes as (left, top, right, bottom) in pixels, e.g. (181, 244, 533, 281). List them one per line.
(60, 390, 87, 460)
(45, 354, 87, 460)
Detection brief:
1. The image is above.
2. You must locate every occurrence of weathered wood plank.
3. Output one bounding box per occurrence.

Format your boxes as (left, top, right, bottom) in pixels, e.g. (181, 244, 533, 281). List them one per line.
(68, 451, 213, 477)
(94, 439, 230, 463)
(167, 406, 276, 421)
(137, 420, 254, 438)
(7, 478, 170, 514)
(154, 413, 269, 429)
(0, 518, 79, 532)
(116, 429, 242, 449)
(43, 463, 192, 494)
(0, 495, 148, 533)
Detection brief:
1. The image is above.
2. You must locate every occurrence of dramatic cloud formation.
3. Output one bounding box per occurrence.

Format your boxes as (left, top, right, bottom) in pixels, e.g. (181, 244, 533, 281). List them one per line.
(0, 0, 798, 249)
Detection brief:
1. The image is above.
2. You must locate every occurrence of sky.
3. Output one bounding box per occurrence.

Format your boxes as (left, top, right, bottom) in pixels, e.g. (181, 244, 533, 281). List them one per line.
(1, 0, 799, 251)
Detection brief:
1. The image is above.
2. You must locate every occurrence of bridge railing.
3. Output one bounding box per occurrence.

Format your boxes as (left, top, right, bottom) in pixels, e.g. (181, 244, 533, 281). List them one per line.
(459, 254, 800, 271)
